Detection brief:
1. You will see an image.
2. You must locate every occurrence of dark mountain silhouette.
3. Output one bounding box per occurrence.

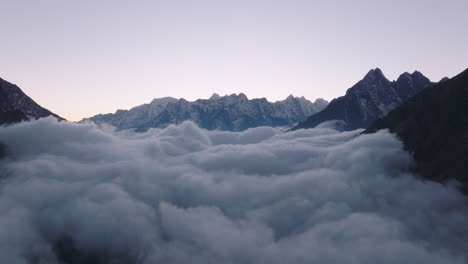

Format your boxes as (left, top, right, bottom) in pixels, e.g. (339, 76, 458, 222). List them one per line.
(0, 77, 62, 124)
(365, 68, 468, 193)
(0, 110, 28, 125)
(291, 68, 434, 131)
(0, 77, 63, 158)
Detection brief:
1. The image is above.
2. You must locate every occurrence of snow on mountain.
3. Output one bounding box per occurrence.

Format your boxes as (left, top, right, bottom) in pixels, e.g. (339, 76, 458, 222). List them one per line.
(82, 94, 328, 131)
(291, 68, 434, 131)
(86, 97, 178, 130)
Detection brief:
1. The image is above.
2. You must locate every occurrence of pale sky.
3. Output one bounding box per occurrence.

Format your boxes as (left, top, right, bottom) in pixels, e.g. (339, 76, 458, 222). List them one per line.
(1, 0, 467, 121)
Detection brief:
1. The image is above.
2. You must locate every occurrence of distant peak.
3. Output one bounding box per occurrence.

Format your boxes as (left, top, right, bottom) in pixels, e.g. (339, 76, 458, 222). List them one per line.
(439, 77, 449, 82)
(362, 68, 387, 82)
(410, 71, 431, 82)
(226, 93, 248, 101)
(150, 97, 178, 105)
(411, 70, 423, 77)
(314, 98, 328, 104)
(410, 70, 427, 79)
(209, 93, 221, 100)
(396, 70, 430, 83)
(397, 72, 412, 81)
(229, 93, 248, 100)
(401, 72, 411, 76)
(238, 93, 248, 100)
(285, 95, 310, 101)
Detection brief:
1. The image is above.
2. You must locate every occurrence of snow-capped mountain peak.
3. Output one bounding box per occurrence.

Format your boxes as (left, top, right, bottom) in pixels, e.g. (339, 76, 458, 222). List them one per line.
(209, 93, 221, 100)
(150, 97, 178, 105)
(82, 94, 329, 131)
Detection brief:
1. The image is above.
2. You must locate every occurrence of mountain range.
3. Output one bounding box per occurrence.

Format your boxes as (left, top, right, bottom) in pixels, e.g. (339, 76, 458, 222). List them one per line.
(291, 68, 436, 131)
(82, 94, 328, 131)
(1, 67, 468, 193)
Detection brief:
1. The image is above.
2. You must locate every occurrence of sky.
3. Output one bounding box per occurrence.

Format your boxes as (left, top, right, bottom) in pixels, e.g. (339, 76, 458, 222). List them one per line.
(1, 0, 467, 121)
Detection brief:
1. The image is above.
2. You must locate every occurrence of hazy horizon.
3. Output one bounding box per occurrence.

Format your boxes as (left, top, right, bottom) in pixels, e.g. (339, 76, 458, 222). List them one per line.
(1, 67, 461, 121)
(1, 0, 467, 121)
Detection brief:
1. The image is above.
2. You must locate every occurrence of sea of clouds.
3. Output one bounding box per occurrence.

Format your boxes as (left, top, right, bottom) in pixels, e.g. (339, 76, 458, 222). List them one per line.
(0, 117, 467, 264)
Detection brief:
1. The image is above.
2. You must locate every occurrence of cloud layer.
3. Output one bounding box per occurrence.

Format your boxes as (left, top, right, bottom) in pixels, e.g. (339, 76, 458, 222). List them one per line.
(0, 118, 467, 264)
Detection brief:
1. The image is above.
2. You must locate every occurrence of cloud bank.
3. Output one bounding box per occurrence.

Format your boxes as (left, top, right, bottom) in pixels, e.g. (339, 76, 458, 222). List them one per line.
(0, 118, 467, 264)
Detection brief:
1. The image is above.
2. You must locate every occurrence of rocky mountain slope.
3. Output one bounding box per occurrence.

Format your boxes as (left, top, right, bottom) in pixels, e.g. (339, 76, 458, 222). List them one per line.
(0, 77, 61, 124)
(292, 68, 434, 131)
(365, 68, 468, 193)
(82, 94, 328, 131)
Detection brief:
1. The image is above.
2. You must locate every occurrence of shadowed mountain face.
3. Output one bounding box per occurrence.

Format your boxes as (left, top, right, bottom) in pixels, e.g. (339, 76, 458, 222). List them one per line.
(0, 110, 28, 125)
(0, 77, 62, 124)
(82, 94, 328, 132)
(292, 68, 434, 131)
(0, 77, 62, 158)
(365, 68, 468, 193)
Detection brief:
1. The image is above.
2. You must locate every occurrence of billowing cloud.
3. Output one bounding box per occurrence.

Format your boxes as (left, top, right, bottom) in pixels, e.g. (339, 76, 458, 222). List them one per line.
(0, 118, 467, 264)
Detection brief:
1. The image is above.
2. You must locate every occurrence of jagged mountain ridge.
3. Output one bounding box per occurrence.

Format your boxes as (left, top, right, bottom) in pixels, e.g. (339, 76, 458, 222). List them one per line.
(292, 68, 435, 131)
(0, 77, 62, 125)
(82, 94, 328, 131)
(364, 68, 468, 193)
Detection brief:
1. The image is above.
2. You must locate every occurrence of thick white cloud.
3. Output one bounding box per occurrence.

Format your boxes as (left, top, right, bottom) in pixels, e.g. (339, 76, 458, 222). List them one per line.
(0, 118, 467, 264)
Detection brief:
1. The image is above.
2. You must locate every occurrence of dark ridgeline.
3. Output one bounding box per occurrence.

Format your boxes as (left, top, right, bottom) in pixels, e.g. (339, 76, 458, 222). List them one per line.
(291, 68, 434, 131)
(0, 77, 62, 124)
(0, 77, 62, 158)
(365, 68, 468, 193)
